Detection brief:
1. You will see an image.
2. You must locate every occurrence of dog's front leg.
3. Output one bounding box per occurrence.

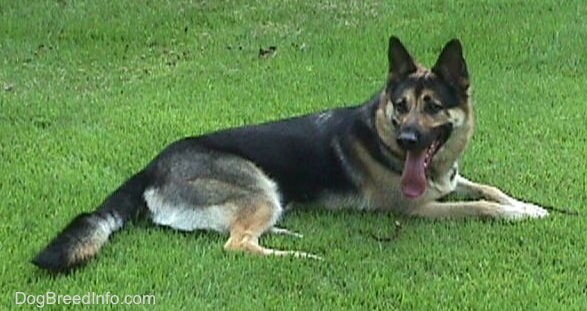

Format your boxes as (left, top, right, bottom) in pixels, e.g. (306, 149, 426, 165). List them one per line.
(408, 200, 548, 220)
(453, 175, 517, 204)
(449, 175, 549, 219)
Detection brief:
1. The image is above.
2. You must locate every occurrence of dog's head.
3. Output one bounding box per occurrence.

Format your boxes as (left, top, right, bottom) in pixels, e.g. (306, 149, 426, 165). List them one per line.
(377, 36, 473, 199)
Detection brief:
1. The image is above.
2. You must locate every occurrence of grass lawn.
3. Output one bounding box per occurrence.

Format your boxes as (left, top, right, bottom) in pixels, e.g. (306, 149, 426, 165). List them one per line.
(1, 0, 586, 309)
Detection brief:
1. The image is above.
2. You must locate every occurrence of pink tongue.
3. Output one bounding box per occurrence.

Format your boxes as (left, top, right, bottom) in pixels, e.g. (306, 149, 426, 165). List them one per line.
(401, 150, 427, 199)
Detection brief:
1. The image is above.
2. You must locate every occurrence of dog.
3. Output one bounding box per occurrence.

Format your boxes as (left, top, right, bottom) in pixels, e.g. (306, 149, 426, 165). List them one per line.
(32, 36, 550, 274)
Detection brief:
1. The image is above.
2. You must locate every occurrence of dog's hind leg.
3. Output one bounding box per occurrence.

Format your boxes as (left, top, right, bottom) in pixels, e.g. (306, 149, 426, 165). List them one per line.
(145, 152, 321, 259)
(223, 197, 321, 260)
(269, 227, 304, 238)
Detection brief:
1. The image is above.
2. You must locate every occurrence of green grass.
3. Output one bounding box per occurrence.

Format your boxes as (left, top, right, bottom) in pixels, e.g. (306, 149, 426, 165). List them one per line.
(2, 0, 586, 309)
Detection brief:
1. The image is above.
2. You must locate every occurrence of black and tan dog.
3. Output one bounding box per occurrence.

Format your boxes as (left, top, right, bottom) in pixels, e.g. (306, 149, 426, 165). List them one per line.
(33, 36, 549, 273)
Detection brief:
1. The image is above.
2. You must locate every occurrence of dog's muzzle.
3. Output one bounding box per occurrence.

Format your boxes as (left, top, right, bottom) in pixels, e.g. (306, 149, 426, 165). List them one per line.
(396, 126, 433, 152)
(396, 124, 450, 200)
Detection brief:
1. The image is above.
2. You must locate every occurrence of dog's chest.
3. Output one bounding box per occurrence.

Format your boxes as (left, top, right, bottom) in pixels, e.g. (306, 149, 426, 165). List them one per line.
(350, 160, 458, 213)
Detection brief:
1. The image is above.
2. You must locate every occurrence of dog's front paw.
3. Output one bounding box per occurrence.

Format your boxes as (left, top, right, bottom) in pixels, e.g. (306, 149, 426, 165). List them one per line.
(501, 201, 549, 220)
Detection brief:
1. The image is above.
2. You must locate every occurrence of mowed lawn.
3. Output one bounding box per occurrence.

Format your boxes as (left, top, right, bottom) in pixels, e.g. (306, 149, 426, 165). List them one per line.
(1, 0, 586, 309)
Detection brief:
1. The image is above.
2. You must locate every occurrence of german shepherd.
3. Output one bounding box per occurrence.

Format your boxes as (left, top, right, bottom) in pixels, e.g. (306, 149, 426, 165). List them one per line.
(33, 36, 549, 273)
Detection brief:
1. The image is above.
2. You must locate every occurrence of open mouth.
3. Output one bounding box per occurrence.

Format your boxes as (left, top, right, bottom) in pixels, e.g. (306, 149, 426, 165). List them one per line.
(400, 125, 451, 199)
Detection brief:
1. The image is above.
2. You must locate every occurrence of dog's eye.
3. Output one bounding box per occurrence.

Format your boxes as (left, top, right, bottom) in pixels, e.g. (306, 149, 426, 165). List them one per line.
(394, 99, 408, 114)
(425, 102, 444, 114)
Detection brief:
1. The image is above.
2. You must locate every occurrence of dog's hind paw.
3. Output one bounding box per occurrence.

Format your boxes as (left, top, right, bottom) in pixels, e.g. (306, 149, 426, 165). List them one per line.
(269, 227, 304, 238)
(502, 201, 550, 220)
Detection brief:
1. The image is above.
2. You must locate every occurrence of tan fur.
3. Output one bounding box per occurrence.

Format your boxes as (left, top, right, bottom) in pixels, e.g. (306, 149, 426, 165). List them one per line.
(454, 175, 518, 205)
(374, 93, 405, 158)
(430, 104, 474, 177)
(352, 140, 405, 212)
(69, 239, 101, 265)
(407, 200, 508, 219)
(360, 37, 548, 221)
(223, 198, 321, 259)
(406, 175, 547, 220)
(32, 37, 549, 274)
(215, 37, 548, 258)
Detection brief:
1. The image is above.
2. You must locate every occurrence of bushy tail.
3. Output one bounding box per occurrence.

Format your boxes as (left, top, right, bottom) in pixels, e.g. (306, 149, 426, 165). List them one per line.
(32, 170, 152, 273)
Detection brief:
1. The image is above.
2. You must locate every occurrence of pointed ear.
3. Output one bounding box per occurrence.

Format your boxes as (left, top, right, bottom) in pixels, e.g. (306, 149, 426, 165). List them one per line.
(388, 36, 417, 80)
(432, 39, 469, 90)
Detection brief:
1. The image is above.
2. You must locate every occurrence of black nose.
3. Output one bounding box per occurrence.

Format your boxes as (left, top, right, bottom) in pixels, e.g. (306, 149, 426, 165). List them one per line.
(396, 129, 420, 150)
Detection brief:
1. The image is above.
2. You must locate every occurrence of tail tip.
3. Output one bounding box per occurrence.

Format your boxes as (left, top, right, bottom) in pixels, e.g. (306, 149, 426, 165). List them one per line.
(31, 213, 108, 274)
(31, 247, 76, 274)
